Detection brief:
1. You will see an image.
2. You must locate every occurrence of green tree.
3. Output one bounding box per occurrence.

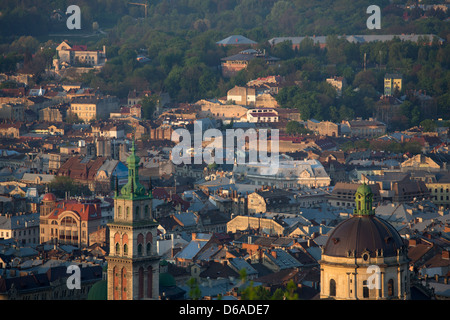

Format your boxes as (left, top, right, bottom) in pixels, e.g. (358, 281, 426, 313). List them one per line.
(420, 119, 437, 132)
(187, 277, 202, 300)
(284, 280, 299, 300)
(48, 176, 92, 199)
(140, 95, 159, 120)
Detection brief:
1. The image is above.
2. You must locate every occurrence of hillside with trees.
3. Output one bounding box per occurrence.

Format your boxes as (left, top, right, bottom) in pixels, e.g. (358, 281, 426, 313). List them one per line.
(0, 0, 449, 126)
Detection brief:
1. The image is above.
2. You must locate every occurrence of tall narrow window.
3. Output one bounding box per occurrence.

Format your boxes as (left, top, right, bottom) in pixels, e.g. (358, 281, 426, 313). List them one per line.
(363, 280, 369, 298)
(329, 279, 336, 297)
(388, 279, 394, 297)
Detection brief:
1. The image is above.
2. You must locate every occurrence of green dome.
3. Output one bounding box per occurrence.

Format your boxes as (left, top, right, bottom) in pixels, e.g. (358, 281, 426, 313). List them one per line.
(356, 183, 372, 196)
(159, 273, 176, 287)
(87, 280, 107, 300)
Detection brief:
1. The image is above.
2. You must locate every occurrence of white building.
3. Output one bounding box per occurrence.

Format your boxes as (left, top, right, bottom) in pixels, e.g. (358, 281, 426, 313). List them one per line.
(246, 108, 279, 123)
(233, 155, 331, 188)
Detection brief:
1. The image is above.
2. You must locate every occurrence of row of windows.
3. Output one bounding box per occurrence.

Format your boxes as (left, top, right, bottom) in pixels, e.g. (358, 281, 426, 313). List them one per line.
(72, 106, 96, 111)
(430, 188, 450, 193)
(117, 205, 150, 220)
(4, 229, 37, 237)
(329, 278, 400, 298)
(115, 242, 152, 256)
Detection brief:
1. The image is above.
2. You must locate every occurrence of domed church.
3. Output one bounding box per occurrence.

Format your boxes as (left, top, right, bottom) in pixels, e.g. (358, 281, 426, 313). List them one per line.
(320, 183, 411, 300)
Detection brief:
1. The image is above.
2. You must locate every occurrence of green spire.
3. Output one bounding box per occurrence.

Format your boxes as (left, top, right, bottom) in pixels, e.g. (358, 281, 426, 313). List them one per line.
(118, 139, 148, 199)
(354, 183, 375, 216)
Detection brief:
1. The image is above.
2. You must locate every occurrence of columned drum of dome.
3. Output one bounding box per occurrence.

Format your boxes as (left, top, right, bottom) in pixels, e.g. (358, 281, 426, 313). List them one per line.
(319, 183, 410, 300)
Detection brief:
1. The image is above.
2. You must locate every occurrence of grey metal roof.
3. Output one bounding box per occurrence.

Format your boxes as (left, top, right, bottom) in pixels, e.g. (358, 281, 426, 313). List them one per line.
(216, 35, 257, 45)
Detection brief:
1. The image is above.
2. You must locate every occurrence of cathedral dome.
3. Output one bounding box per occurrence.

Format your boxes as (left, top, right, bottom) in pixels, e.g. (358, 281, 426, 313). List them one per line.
(323, 215, 405, 258)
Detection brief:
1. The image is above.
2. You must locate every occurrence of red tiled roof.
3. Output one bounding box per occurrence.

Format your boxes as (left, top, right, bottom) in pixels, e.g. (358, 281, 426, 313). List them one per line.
(70, 45, 88, 51)
(48, 199, 101, 221)
(58, 156, 105, 181)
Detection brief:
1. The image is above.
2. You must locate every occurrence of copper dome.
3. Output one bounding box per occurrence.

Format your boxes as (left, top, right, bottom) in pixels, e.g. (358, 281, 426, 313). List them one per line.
(323, 215, 406, 258)
(42, 193, 56, 201)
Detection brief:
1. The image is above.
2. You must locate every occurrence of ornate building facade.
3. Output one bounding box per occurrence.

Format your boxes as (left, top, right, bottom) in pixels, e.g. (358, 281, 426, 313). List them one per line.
(106, 141, 160, 300)
(320, 183, 411, 300)
(39, 193, 102, 247)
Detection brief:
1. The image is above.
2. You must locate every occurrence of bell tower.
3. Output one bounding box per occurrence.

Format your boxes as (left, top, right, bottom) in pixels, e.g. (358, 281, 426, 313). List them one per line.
(106, 140, 160, 300)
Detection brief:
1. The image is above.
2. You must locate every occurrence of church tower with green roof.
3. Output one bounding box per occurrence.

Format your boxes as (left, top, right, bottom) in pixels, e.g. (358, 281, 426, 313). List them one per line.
(106, 140, 160, 300)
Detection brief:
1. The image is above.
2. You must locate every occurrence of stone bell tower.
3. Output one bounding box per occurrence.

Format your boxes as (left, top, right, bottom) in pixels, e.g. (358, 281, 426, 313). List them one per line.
(106, 140, 160, 300)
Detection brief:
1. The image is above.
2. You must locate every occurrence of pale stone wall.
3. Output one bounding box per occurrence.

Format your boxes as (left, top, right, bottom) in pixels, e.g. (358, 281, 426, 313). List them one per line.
(320, 253, 410, 300)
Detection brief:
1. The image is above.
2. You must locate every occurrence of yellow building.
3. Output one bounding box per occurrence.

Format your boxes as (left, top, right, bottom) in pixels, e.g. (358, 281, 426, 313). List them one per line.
(426, 173, 450, 209)
(69, 96, 119, 122)
(320, 183, 411, 300)
(384, 73, 402, 96)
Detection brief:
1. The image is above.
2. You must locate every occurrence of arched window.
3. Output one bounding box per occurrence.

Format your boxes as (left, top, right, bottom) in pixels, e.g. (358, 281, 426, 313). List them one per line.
(122, 233, 128, 256)
(126, 207, 130, 219)
(146, 242, 151, 255)
(115, 243, 120, 255)
(388, 279, 394, 297)
(118, 206, 122, 218)
(61, 216, 77, 227)
(138, 243, 143, 256)
(144, 205, 149, 218)
(329, 279, 336, 297)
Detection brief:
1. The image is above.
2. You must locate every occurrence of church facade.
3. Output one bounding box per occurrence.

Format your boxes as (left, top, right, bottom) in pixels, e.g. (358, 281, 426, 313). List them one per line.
(320, 183, 411, 300)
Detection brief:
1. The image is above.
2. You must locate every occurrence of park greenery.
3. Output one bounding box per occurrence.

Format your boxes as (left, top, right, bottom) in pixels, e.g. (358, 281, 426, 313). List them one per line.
(0, 0, 449, 128)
